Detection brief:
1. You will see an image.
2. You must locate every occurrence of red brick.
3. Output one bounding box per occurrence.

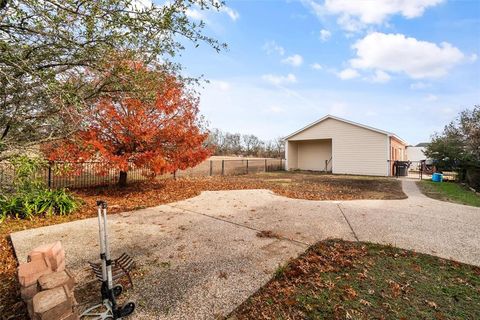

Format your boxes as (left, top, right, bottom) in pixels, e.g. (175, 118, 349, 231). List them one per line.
(38, 270, 75, 291)
(20, 283, 39, 300)
(32, 286, 75, 320)
(18, 260, 52, 287)
(56, 257, 66, 272)
(28, 241, 65, 272)
(59, 311, 80, 320)
(25, 298, 35, 319)
(29, 241, 63, 259)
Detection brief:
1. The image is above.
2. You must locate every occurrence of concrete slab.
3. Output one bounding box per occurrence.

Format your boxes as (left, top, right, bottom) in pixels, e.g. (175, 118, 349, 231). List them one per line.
(9, 179, 480, 319)
(171, 189, 356, 245)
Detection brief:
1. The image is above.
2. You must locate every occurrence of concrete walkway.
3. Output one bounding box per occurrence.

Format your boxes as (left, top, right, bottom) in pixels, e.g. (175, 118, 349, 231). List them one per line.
(10, 179, 480, 319)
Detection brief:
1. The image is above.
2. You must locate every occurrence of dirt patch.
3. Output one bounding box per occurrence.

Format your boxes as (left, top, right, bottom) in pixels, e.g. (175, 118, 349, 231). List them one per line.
(256, 230, 282, 239)
(229, 240, 480, 320)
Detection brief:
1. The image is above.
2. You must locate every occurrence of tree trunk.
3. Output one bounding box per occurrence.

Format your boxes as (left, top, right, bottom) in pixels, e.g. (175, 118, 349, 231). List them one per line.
(118, 171, 127, 187)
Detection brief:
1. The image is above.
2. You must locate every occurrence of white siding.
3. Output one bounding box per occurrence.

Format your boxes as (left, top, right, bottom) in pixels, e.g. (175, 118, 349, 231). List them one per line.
(407, 146, 426, 161)
(286, 141, 298, 169)
(287, 118, 388, 176)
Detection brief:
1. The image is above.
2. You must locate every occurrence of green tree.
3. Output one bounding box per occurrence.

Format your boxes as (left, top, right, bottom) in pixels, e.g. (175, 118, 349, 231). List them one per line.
(424, 106, 480, 169)
(0, 0, 225, 159)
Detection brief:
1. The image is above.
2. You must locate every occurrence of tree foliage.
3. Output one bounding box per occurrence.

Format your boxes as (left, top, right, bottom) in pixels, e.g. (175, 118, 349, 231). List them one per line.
(44, 63, 211, 186)
(0, 0, 225, 158)
(424, 106, 480, 169)
(207, 129, 285, 158)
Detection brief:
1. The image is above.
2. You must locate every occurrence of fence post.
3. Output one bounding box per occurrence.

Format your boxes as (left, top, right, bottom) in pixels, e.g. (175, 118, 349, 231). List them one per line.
(265, 159, 267, 172)
(209, 160, 213, 176)
(221, 160, 225, 176)
(48, 162, 52, 188)
(246, 160, 249, 174)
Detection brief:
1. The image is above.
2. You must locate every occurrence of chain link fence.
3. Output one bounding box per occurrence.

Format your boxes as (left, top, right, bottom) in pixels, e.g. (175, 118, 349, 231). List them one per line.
(0, 158, 285, 190)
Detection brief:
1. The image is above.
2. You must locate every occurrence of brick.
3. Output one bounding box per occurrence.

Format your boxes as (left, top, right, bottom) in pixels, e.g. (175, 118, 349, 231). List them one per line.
(18, 260, 52, 287)
(59, 311, 80, 320)
(20, 283, 39, 300)
(29, 241, 63, 260)
(25, 298, 35, 320)
(38, 270, 75, 291)
(28, 241, 65, 272)
(32, 286, 75, 320)
(56, 257, 66, 272)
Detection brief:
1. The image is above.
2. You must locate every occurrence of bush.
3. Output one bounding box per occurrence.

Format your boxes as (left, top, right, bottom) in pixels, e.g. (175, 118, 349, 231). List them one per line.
(0, 156, 80, 221)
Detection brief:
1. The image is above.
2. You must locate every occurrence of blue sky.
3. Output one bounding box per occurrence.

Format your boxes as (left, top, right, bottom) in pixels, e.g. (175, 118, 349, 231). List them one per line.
(175, 0, 479, 144)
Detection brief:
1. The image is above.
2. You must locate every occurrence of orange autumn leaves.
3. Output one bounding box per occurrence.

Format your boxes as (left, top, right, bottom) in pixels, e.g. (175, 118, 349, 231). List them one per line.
(45, 63, 211, 178)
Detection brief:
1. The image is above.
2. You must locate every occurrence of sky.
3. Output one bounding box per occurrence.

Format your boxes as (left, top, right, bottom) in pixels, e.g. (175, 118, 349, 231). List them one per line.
(174, 0, 480, 145)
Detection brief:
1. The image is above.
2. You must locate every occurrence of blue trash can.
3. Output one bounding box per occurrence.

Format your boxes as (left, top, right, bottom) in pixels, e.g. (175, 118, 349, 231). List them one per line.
(432, 172, 443, 182)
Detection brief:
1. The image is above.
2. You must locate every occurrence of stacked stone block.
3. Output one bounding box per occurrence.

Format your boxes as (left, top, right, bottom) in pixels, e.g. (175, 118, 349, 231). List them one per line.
(17, 241, 79, 320)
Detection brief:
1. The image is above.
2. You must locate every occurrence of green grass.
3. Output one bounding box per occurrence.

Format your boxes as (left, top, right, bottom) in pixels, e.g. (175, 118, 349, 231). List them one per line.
(230, 240, 480, 320)
(418, 180, 480, 207)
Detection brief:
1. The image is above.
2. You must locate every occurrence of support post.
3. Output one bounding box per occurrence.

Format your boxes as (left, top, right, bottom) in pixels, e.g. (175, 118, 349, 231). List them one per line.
(221, 160, 225, 176)
(209, 160, 213, 176)
(325, 160, 328, 172)
(246, 160, 249, 174)
(48, 162, 52, 188)
(265, 159, 267, 172)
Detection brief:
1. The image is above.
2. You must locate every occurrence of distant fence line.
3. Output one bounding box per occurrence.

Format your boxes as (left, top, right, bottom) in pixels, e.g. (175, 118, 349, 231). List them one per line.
(0, 158, 285, 190)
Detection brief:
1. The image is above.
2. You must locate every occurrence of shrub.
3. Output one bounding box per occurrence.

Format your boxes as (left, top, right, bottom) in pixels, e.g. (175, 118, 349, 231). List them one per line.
(0, 156, 80, 221)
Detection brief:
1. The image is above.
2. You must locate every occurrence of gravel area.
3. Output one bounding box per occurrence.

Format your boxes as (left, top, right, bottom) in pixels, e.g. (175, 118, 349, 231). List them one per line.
(10, 179, 480, 319)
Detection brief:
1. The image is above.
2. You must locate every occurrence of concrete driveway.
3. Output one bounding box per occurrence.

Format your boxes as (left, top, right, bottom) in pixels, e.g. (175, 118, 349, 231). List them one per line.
(10, 179, 480, 319)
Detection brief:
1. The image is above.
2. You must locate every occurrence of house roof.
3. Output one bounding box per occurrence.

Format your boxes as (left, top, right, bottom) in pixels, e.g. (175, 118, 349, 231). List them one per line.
(283, 114, 408, 145)
(415, 142, 429, 147)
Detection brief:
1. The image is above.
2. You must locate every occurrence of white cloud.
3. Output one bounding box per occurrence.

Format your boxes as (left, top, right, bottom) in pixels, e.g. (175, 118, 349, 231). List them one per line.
(221, 6, 240, 21)
(210, 80, 231, 91)
(304, 0, 443, 31)
(186, 8, 205, 20)
(130, 0, 152, 11)
(262, 73, 297, 85)
(337, 68, 359, 80)
(328, 102, 348, 117)
(265, 106, 285, 113)
(262, 41, 285, 56)
(410, 82, 431, 90)
(282, 54, 304, 67)
(350, 32, 465, 79)
(425, 94, 438, 102)
(320, 29, 332, 41)
(311, 63, 323, 70)
(470, 53, 478, 62)
(371, 70, 391, 83)
(186, 5, 238, 22)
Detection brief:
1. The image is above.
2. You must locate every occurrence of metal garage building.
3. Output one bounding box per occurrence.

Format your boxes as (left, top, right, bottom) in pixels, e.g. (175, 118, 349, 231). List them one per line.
(284, 115, 408, 176)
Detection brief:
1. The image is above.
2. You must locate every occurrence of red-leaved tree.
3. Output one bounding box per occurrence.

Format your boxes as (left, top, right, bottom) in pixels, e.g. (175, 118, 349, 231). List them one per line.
(45, 63, 211, 186)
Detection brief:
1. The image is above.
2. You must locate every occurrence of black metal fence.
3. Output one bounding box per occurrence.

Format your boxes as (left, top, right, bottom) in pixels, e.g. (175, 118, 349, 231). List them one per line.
(0, 158, 285, 190)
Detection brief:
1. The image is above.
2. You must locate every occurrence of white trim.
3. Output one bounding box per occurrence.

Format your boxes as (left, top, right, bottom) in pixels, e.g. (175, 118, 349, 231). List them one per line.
(331, 138, 335, 174)
(388, 134, 409, 147)
(285, 141, 289, 170)
(386, 135, 391, 176)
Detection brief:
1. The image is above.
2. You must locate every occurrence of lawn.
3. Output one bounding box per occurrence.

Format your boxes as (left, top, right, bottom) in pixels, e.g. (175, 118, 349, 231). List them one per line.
(229, 240, 480, 320)
(417, 180, 480, 207)
(0, 172, 404, 319)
